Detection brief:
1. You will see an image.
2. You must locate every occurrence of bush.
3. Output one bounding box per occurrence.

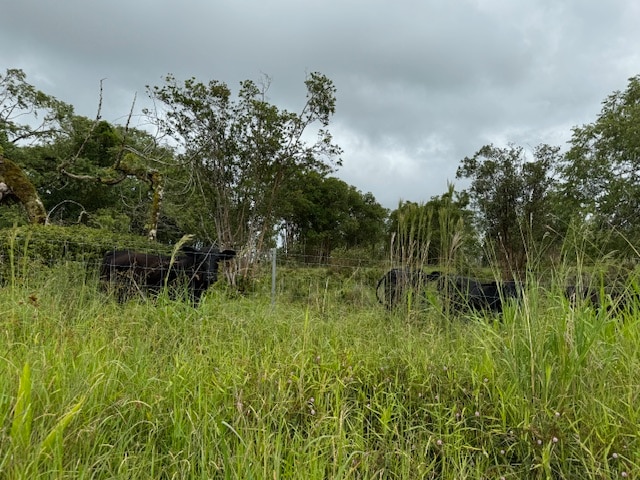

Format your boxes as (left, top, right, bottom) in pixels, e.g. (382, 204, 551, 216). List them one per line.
(0, 224, 171, 280)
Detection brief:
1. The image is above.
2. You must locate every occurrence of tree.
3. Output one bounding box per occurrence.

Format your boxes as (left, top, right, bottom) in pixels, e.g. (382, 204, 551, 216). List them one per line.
(456, 144, 561, 274)
(561, 74, 640, 254)
(279, 172, 387, 260)
(0, 68, 73, 152)
(0, 68, 72, 225)
(8, 112, 172, 237)
(145, 73, 342, 258)
(0, 155, 47, 224)
(54, 90, 169, 239)
(0, 70, 170, 237)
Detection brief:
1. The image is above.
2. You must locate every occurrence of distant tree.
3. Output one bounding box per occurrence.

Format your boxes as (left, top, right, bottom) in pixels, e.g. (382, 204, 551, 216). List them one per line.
(145, 73, 342, 260)
(561, 74, 640, 255)
(456, 143, 561, 274)
(279, 172, 387, 261)
(387, 184, 474, 267)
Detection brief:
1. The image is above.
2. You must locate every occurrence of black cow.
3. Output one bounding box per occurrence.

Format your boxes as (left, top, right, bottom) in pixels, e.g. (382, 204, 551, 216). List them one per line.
(100, 245, 236, 304)
(376, 268, 442, 308)
(434, 274, 522, 314)
(564, 284, 640, 315)
(564, 285, 601, 309)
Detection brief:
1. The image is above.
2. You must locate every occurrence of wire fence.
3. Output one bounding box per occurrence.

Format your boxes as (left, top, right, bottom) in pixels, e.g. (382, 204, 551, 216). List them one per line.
(4, 235, 635, 316)
(6, 229, 625, 307)
(0, 237, 395, 307)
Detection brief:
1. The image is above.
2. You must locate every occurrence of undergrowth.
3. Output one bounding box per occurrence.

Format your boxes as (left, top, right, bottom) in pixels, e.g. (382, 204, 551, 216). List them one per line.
(0, 260, 639, 479)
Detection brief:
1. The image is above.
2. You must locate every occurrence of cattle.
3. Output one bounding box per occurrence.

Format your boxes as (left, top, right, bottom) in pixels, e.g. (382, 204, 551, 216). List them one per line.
(376, 268, 522, 314)
(436, 275, 522, 314)
(100, 245, 236, 304)
(375, 268, 441, 308)
(564, 284, 601, 309)
(564, 284, 640, 315)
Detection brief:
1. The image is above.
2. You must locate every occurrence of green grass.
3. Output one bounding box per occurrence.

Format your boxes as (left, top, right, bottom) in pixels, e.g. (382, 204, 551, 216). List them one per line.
(0, 262, 639, 478)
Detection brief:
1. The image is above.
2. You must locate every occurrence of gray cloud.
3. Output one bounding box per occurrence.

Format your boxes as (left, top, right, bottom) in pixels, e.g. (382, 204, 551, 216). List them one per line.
(1, 0, 638, 209)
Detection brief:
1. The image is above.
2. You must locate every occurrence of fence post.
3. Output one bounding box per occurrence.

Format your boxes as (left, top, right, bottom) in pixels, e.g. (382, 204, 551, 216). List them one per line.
(271, 247, 277, 306)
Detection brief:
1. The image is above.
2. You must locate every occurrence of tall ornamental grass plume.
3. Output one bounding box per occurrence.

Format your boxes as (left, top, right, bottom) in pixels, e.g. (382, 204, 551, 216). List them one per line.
(0, 245, 639, 478)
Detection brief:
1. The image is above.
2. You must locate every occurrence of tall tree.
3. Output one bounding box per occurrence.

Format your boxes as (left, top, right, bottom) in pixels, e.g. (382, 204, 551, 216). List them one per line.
(456, 144, 561, 274)
(0, 69, 171, 237)
(145, 73, 342, 257)
(562, 74, 640, 254)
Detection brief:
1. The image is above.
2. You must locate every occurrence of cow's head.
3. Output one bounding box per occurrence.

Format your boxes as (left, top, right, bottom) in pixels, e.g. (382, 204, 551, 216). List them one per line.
(206, 247, 236, 283)
(183, 245, 236, 285)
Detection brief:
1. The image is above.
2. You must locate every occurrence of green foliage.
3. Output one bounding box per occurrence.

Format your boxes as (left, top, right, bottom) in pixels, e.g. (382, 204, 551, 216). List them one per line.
(145, 72, 343, 250)
(35, 116, 167, 232)
(279, 172, 387, 259)
(456, 143, 562, 273)
(7, 65, 640, 277)
(388, 184, 475, 268)
(0, 203, 29, 228)
(562, 74, 640, 255)
(0, 68, 74, 152)
(0, 225, 170, 281)
(0, 70, 178, 238)
(388, 184, 476, 268)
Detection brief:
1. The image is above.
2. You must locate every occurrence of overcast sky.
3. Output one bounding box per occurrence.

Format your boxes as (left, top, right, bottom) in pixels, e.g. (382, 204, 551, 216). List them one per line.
(1, 0, 639, 209)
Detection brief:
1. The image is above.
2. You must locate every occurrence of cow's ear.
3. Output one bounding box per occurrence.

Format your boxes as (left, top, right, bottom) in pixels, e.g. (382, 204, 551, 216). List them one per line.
(220, 250, 236, 259)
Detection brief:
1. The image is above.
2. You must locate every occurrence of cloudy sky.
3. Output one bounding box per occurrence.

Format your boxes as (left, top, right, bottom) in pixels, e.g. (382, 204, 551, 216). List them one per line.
(1, 0, 639, 209)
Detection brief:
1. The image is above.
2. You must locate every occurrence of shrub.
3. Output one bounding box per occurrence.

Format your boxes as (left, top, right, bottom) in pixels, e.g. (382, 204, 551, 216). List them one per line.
(0, 224, 171, 280)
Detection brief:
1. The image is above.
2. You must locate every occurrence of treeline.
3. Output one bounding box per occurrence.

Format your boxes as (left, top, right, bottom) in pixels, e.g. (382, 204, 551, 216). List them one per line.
(1, 68, 640, 275)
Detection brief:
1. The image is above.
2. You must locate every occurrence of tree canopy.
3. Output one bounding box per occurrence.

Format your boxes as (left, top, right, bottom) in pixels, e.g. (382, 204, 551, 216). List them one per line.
(456, 143, 561, 274)
(279, 171, 387, 261)
(561, 74, 640, 254)
(144, 72, 343, 255)
(4, 67, 640, 270)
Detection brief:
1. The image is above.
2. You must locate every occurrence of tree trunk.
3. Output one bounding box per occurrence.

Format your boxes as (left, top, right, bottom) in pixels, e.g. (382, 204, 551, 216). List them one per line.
(146, 171, 163, 241)
(0, 156, 47, 224)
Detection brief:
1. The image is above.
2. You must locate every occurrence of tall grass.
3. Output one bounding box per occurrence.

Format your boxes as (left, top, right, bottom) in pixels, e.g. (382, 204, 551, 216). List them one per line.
(0, 258, 639, 478)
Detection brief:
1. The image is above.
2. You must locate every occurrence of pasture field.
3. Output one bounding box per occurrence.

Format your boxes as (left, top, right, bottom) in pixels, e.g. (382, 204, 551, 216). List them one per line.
(1, 261, 640, 479)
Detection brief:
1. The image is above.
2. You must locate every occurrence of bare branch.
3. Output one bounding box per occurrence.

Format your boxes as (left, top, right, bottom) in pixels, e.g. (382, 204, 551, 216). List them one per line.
(58, 78, 105, 174)
(113, 92, 136, 170)
(45, 199, 88, 225)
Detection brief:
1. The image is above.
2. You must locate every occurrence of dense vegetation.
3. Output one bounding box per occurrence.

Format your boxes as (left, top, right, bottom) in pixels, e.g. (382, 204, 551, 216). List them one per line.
(2, 68, 640, 478)
(1, 251, 639, 478)
(2, 68, 640, 273)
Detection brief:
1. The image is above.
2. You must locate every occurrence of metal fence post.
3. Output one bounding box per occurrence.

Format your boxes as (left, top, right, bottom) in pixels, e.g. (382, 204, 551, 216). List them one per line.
(271, 247, 277, 306)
